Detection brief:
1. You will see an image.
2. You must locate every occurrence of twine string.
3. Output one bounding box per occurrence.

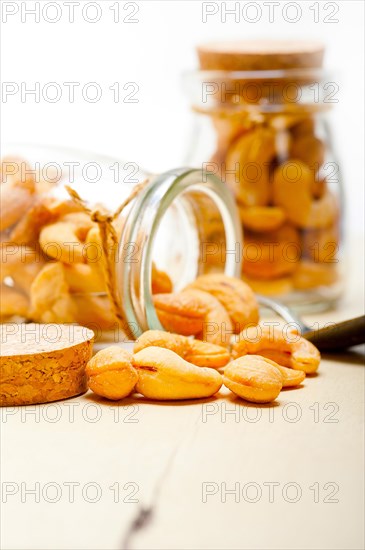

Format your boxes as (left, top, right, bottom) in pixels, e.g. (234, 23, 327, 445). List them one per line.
(65, 180, 149, 340)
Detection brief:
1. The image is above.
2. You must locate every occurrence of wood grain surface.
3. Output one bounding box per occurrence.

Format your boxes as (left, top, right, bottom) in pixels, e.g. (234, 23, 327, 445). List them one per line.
(1, 246, 364, 550)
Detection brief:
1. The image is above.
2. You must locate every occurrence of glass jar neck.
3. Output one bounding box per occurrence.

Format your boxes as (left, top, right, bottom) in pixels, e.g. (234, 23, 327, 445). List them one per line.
(185, 68, 334, 115)
(117, 167, 242, 337)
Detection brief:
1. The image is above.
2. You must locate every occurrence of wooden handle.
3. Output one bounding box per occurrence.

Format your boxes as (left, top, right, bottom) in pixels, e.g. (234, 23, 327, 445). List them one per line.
(304, 315, 365, 351)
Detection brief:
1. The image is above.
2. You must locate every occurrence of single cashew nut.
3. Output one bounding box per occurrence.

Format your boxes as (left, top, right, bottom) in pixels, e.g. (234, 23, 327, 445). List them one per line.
(225, 127, 276, 206)
(64, 263, 106, 294)
(9, 199, 58, 245)
(223, 355, 283, 403)
(239, 205, 286, 232)
(273, 160, 313, 227)
(61, 212, 96, 241)
(232, 325, 321, 373)
(182, 288, 233, 347)
(153, 292, 208, 336)
(185, 274, 259, 333)
(133, 347, 222, 400)
(273, 161, 338, 229)
(30, 262, 76, 323)
(134, 330, 230, 368)
(39, 221, 85, 263)
(86, 347, 138, 401)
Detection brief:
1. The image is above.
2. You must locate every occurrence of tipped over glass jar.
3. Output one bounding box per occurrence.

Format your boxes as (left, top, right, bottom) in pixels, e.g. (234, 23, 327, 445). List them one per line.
(0, 145, 241, 340)
(184, 40, 344, 309)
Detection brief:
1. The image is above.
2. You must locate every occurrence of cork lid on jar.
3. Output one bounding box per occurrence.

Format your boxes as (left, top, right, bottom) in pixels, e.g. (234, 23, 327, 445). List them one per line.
(197, 40, 325, 71)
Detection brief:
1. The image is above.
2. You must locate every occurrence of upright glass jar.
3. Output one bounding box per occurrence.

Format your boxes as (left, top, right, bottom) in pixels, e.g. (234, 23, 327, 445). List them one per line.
(185, 40, 344, 309)
(0, 145, 241, 340)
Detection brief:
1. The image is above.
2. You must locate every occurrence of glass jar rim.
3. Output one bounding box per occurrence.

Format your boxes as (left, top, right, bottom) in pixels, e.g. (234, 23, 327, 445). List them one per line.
(183, 68, 336, 114)
(117, 167, 242, 336)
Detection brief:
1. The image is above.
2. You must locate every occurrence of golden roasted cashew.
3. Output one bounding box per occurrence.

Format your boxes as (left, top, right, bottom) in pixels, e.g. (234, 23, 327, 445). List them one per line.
(39, 221, 85, 263)
(9, 199, 58, 245)
(223, 355, 283, 403)
(153, 292, 208, 336)
(232, 325, 321, 373)
(134, 330, 230, 368)
(272, 160, 313, 226)
(86, 347, 138, 400)
(225, 127, 276, 206)
(185, 274, 259, 334)
(61, 212, 96, 241)
(239, 205, 286, 233)
(63, 263, 106, 294)
(273, 161, 338, 229)
(30, 262, 76, 323)
(133, 347, 222, 400)
(182, 288, 233, 347)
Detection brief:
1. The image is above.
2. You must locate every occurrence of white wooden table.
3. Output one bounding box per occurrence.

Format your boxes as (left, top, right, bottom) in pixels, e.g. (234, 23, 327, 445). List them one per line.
(2, 260, 364, 550)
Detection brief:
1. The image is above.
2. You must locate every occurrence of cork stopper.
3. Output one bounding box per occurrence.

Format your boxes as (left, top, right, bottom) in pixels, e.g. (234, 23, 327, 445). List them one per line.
(0, 324, 94, 406)
(197, 40, 325, 71)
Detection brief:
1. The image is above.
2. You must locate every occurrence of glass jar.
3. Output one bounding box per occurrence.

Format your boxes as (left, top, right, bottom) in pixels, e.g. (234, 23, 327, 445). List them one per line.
(184, 40, 344, 310)
(0, 144, 241, 340)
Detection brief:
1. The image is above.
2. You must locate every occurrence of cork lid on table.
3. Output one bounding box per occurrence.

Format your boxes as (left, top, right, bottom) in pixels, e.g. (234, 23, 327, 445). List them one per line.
(0, 323, 94, 406)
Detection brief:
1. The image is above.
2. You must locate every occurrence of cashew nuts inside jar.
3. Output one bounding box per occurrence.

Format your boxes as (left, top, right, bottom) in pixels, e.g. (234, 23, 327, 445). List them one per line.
(184, 40, 345, 310)
(0, 145, 242, 341)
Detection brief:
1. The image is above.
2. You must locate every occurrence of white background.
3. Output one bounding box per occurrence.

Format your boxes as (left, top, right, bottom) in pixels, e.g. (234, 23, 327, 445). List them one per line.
(1, 0, 364, 236)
